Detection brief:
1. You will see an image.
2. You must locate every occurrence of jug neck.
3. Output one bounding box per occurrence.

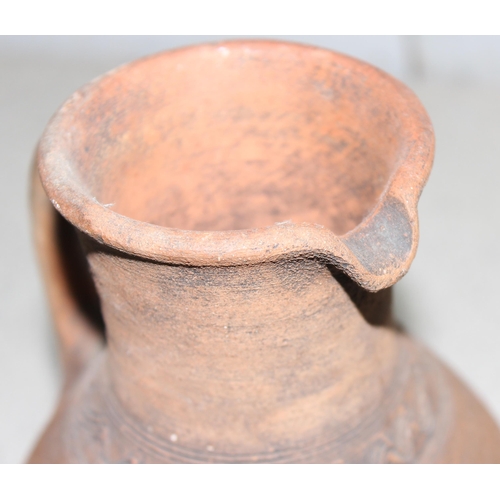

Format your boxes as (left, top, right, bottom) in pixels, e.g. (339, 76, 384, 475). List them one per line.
(83, 237, 397, 456)
(83, 238, 395, 453)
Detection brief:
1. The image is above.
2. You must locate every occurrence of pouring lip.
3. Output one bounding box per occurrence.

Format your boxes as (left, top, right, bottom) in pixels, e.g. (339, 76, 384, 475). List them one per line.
(37, 39, 434, 292)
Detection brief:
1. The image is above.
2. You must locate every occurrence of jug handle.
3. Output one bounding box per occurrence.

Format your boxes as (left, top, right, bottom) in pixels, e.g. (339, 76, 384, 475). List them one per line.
(31, 163, 104, 385)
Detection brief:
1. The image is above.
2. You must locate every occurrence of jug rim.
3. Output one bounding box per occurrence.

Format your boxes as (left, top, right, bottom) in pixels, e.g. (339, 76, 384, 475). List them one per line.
(37, 39, 434, 291)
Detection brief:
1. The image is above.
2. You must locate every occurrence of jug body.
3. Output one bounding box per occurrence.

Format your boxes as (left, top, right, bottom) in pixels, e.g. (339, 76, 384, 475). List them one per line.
(29, 41, 500, 463)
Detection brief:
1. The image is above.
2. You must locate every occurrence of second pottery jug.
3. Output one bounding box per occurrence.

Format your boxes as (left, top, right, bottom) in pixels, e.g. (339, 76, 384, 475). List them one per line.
(29, 40, 500, 463)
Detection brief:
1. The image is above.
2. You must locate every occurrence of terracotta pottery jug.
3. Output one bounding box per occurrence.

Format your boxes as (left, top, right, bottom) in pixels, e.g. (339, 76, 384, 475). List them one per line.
(29, 40, 500, 463)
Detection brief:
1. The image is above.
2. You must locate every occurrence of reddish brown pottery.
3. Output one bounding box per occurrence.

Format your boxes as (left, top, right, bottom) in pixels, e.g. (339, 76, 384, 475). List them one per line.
(29, 41, 500, 463)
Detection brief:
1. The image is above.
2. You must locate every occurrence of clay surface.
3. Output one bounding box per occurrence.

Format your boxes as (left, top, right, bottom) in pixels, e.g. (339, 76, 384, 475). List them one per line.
(29, 41, 500, 463)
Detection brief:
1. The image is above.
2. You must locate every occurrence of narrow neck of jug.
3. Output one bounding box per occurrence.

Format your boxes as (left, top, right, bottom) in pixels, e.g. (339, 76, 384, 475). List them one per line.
(84, 238, 398, 456)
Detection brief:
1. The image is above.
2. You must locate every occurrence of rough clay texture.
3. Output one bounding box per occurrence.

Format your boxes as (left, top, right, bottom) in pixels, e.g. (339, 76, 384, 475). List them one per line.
(29, 41, 500, 463)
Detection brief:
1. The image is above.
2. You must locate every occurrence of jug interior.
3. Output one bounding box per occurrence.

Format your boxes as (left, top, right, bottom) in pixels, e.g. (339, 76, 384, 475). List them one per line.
(70, 44, 404, 234)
